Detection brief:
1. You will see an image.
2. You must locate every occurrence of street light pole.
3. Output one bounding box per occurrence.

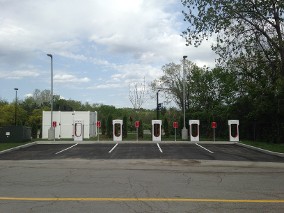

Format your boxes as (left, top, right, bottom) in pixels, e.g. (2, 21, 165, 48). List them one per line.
(14, 88, 18, 126)
(182, 55, 188, 140)
(156, 89, 161, 120)
(47, 54, 54, 141)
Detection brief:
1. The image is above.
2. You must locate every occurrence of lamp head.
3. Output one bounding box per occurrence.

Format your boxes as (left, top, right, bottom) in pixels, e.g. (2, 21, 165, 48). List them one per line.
(47, 54, 52, 58)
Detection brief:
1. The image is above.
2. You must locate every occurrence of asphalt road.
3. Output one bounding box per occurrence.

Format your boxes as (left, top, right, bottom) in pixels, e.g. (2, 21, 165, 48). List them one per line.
(0, 159, 284, 213)
(0, 142, 284, 212)
(0, 143, 284, 162)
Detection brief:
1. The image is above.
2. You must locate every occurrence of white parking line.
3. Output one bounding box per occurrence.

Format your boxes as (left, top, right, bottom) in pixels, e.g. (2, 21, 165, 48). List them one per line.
(195, 143, 214, 154)
(55, 143, 78, 155)
(157, 143, 163, 153)
(109, 143, 118, 153)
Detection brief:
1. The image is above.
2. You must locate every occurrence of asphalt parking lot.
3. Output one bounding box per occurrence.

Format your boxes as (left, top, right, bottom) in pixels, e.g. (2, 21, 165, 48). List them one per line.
(0, 142, 284, 162)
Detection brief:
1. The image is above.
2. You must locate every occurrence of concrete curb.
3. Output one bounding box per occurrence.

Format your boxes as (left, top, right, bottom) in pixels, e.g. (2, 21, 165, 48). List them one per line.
(197, 159, 284, 168)
(236, 142, 284, 157)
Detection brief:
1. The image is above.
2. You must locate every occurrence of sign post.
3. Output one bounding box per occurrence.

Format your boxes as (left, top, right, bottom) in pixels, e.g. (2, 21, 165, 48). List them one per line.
(173, 122, 178, 141)
(135, 121, 140, 141)
(97, 121, 101, 142)
(52, 121, 57, 141)
(211, 122, 217, 142)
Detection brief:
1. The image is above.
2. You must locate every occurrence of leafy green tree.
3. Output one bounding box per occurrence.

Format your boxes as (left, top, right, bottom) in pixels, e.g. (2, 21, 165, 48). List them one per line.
(181, 0, 284, 142)
(225, 54, 284, 142)
(151, 60, 202, 110)
(0, 104, 14, 126)
(106, 115, 113, 138)
(54, 99, 74, 111)
(138, 120, 143, 139)
(122, 115, 128, 138)
(181, 0, 284, 77)
(0, 104, 27, 126)
(95, 105, 118, 120)
(31, 89, 52, 107)
(163, 117, 170, 138)
(101, 118, 106, 135)
(151, 61, 237, 112)
(27, 109, 43, 138)
(0, 99, 8, 106)
(21, 97, 38, 115)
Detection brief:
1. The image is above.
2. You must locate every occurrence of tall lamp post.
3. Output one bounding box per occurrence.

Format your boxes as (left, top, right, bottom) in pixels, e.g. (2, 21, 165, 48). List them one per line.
(156, 89, 161, 120)
(182, 55, 188, 140)
(14, 88, 18, 126)
(47, 54, 55, 141)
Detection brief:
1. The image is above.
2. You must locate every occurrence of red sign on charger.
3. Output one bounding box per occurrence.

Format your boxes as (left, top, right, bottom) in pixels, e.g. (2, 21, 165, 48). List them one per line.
(211, 122, 217, 129)
(52, 121, 57, 127)
(173, 122, 178, 129)
(97, 121, 101, 128)
(135, 121, 140, 128)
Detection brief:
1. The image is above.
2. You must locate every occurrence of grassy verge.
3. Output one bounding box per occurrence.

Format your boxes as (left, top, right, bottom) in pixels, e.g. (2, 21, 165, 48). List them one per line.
(240, 140, 284, 153)
(0, 142, 30, 152)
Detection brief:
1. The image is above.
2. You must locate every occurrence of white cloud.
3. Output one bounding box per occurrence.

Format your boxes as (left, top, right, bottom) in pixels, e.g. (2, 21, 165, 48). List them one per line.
(57, 51, 88, 61)
(88, 83, 123, 90)
(0, 0, 216, 66)
(54, 74, 90, 83)
(0, 0, 218, 107)
(112, 63, 162, 82)
(0, 69, 40, 79)
(24, 93, 33, 98)
(89, 1, 185, 62)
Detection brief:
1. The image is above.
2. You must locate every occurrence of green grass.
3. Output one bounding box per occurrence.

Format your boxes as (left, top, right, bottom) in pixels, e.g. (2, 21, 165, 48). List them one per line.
(240, 140, 284, 153)
(0, 143, 30, 152)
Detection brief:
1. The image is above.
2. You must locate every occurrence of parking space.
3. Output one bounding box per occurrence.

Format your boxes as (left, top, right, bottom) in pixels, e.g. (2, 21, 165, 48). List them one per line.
(0, 144, 73, 160)
(199, 144, 284, 162)
(0, 142, 284, 162)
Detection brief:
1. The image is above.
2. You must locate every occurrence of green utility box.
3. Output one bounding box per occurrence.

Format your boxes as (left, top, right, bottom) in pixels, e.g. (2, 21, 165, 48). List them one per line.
(0, 126, 31, 143)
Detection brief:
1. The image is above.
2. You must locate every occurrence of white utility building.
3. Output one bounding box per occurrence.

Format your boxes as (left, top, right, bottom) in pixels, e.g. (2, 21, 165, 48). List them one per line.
(42, 111, 97, 140)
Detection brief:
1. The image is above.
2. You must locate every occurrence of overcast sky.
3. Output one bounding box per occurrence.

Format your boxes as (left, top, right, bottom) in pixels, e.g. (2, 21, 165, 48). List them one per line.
(0, 0, 217, 109)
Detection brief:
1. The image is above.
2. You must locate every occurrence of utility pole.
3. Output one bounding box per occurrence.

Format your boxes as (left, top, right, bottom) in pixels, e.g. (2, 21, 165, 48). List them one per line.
(156, 89, 161, 119)
(182, 56, 188, 140)
(14, 88, 18, 126)
(47, 54, 55, 141)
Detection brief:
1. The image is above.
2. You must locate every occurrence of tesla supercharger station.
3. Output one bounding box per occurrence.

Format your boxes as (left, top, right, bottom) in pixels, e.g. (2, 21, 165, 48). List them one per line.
(189, 120, 200, 141)
(228, 120, 239, 142)
(113, 120, 123, 142)
(152, 120, 162, 142)
(74, 120, 84, 141)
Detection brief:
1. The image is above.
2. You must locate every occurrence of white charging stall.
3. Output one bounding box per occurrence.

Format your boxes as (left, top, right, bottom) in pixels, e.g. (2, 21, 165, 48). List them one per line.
(152, 120, 162, 142)
(113, 120, 123, 142)
(74, 120, 84, 141)
(189, 120, 200, 141)
(228, 120, 239, 142)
